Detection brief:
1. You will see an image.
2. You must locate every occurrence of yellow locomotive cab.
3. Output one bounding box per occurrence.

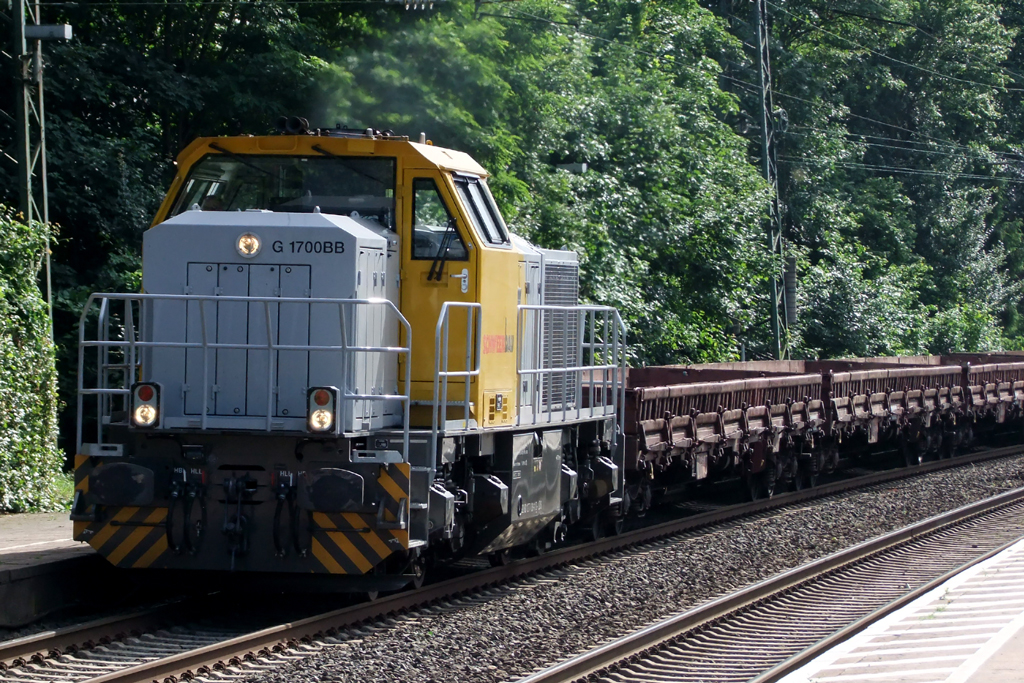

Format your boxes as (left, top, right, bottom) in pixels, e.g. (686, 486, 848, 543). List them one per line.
(150, 133, 525, 430)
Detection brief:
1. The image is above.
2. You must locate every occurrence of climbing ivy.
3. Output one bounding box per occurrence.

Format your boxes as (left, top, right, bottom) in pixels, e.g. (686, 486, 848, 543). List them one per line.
(0, 206, 63, 512)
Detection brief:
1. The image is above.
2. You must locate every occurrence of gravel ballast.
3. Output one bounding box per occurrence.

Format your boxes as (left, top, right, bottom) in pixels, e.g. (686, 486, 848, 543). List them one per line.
(241, 456, 1024, 683)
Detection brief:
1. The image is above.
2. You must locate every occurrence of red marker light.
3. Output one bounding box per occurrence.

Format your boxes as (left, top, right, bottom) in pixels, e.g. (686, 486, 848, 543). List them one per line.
(137, 385, 155, 402)
(314, 389, 331, 406)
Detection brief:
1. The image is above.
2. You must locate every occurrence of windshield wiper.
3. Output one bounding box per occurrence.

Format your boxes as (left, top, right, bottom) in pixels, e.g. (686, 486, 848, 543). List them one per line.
(428, 219, 458, 282)
(208, 143, 276, 179)
(311, 144, 388, 186)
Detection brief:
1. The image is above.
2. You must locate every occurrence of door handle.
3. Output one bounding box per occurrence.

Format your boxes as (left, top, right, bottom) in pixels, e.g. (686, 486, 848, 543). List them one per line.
(451, 268, 469, 293)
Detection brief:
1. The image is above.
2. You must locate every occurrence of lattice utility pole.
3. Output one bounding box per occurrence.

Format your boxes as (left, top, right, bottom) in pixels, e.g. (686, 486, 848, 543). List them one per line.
(754, 0, 788, 360)
(5, 0, 70, 323)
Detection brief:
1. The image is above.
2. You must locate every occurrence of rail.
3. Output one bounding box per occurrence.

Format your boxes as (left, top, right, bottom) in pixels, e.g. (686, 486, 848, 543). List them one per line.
(77, 293, 412, 459)
(519, 484, 1024, 683)
(9, 444, 1022, 683)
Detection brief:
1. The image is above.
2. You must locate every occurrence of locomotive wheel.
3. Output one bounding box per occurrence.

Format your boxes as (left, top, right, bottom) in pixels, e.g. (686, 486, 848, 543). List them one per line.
(410, 555, 427, 589)
(585, 515, 604, 542)
(365, 590, 380, 601)
(488, 549, 512, 567)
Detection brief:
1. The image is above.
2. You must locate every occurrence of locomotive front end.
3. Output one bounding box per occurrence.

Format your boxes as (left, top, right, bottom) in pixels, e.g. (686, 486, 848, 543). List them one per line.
(72, 146, 417, 584)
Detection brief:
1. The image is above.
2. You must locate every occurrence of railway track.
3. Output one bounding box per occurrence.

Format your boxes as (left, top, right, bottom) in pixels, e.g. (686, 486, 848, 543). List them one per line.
(520, 483, 1024, 683)
(2, 444, 1022, 683)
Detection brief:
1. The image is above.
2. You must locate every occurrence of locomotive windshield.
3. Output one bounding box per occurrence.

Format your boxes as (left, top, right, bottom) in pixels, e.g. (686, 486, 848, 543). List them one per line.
(170, 153, 397, 229)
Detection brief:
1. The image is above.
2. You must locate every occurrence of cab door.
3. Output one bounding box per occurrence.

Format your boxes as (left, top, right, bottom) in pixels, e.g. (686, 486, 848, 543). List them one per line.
(399, 170, 478, 404)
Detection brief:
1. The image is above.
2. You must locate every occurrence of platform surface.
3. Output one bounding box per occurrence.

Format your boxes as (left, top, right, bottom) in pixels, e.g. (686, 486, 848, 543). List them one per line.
(0, 512, 101, 627)
(778, 536, 1024, 683)
(0, 512, 90, 574)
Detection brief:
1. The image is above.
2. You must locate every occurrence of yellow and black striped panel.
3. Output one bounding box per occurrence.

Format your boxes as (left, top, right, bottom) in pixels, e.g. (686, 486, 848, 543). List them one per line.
(77, 506, 170, 569)
(310, 463, 411, 575)
(310, 511, 407, 574)
(72, 455, 95, 543)
(73, 454, 93, 489)
(377, 462, 410, 549)
(72, 457, 169, 569)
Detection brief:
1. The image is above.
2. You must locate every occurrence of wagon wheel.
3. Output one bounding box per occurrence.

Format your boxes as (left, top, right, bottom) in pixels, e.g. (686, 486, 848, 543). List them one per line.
(744, 474, 759, 502)
(961, 424, 975, 452)
(488, 548, 513, 567)
(901, 434, 923, 467)
(605, 512, 625, 537)
(758, 465, 777, 499)
(794, 459, 818, 491)
(784, 452, 800, 491)
(937, 428, 953, 459)
(744, 467, 777, 500)
(584, 515, 604, 543)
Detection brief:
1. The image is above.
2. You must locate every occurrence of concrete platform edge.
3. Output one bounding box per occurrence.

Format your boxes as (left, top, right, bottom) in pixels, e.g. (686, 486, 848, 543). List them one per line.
(0, 553, 111, 628)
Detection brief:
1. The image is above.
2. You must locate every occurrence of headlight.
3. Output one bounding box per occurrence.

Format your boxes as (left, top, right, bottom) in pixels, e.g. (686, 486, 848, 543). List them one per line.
(236, 232, 261, 258)
(134, 403, 157, 426)
(310, 409, 333, 430)
(307, 387, 339, 433)
(131, 382, 161, 428)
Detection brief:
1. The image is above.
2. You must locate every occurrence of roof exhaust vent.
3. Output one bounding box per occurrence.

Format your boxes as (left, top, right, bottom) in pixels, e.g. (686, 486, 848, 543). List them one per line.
(277, 116, 310, 135)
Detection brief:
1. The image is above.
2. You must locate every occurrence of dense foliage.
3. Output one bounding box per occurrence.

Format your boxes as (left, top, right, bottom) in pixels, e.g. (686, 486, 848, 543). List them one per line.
(762, 0, 1024, 358)
(2, 0, 1024, 458)
(0, 208, 63, 511)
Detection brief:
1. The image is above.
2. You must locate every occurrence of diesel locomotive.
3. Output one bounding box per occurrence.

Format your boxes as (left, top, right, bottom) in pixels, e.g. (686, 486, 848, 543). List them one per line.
(72, 124, 627, 588)
(72, 123, 1024, 589)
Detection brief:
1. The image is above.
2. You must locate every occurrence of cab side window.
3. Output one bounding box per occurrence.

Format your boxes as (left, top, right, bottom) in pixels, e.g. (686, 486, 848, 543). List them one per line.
(454, 176, 510, 246)
(412, 178, 468, 261)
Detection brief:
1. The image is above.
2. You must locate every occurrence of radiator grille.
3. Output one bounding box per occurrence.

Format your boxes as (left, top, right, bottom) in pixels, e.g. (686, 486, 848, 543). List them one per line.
(542, 261, 580, 409)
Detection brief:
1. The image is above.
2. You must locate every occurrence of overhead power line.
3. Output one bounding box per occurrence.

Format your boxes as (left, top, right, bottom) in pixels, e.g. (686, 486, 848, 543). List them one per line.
(719, 71, 1024, 164)
(765, 0, 1024, 93)
(781, 155, 1024, 184)
(822, 2, 1024, 83)
(787, 124, 1024, 167)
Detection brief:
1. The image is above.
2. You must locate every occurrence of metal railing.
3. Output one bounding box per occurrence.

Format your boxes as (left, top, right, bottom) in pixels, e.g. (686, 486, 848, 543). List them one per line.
(77, 293, 412, 458)
(430, 301, 482, 459)
(428, 303, 627, 459)
(517, 305, 627, 439)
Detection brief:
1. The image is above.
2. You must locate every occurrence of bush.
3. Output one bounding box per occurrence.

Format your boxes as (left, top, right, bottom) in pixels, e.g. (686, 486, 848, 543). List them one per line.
(0, 206, 64, 512)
